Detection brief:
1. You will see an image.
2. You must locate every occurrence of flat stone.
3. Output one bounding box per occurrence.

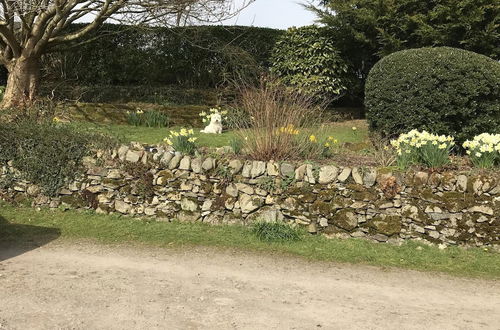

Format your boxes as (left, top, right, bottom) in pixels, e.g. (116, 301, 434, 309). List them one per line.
(319, 166, 339, 184)
(280, 163, 295, 177)
(306, 164, 316, 184)
(267, 161, 280, 176)
(179, 156, 191, 170)
(225, 183, 239, 197)
(191, 158, 203, 173)
(202, 157, 216, 171)
(242, 161, 253, 178)
(295, 164, 307, 181)
(239, 194, 262, 214)
(125, 150, 142, 163)
(168, 153, 182, 170)
(180, 198, 199, 212)
(228, 159, 243, 174)
(363, 169, 377, 187)
(337, 168, 351, 183)
(251, 161, 266, 178)
(114, 200, 131, 214)
(456, 175, 467, 192)
(352, 168, 363, 185)
(468, 205, 494, 216)
(177, 211, 201, 222)
(236, 183, 254, 195)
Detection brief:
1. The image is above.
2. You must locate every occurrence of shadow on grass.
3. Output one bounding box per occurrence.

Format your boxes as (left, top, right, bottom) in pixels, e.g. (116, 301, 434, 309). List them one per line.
(0, 215, 61, 262)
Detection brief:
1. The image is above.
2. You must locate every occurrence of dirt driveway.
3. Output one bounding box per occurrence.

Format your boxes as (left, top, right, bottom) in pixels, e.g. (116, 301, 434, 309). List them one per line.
(0, 241, 499, 330)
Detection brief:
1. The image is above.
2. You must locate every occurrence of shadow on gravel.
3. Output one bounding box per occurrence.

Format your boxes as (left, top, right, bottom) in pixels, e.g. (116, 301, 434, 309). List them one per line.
(0, 215, 61, 262)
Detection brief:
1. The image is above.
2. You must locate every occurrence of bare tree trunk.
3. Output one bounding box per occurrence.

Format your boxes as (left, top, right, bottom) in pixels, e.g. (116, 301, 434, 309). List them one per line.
(1, 57, 41, 109)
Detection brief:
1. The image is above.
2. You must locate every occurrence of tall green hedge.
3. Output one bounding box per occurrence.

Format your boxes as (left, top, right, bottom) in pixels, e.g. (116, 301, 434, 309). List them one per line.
(42, 24, 284, 88)
(365, 47, 500, 143)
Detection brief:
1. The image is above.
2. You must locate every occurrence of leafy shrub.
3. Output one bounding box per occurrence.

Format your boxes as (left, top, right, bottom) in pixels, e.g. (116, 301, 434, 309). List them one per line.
(164, 128, 197, 155)
(271, 25, 349, 103)
(365, 47, 500, 144)
(0, 120, 115, 196)
(228, 137, 243, 155)
(463, 134, 500, 168)
(126, 109, 169, 127)
(251, 222, 302, 242)
(391, 130, 454, 169)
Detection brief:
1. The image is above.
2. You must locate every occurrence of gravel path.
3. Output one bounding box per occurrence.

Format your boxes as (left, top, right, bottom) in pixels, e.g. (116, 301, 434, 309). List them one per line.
(0, 241, 499, 330)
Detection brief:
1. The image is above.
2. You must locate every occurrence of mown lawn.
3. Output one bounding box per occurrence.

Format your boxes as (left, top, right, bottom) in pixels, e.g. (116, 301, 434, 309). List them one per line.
(1, 202, 498, 279)
(73, 119, 370, 147)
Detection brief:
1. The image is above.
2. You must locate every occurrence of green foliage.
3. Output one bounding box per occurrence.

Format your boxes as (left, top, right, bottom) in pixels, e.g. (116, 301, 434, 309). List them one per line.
(164, 128, 197, 155)
(43, 24, 284, 89)
(0, 120, 115, 196)
(256, 176, 276, 192)
(365, 47, 500, 144)
(271, 25, 350, 103)
(251, 222, 303, 242)
(126, 109, 169, 128)
(228, 136, 243, 155)
(313, 0, 500, 103)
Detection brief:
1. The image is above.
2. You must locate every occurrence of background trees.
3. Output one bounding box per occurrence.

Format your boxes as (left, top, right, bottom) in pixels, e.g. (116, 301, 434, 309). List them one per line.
(310, 0, 499, 102)
(0, 0, 252, 109)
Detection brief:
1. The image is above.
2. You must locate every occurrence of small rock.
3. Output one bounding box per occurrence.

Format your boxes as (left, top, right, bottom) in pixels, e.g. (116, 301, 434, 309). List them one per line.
(267, 161, 280, 176)
(319, 166, 339, 184)
(352, 168, 363, 185)
(168, 153, 183, 170)
(337, 168, 351, 183)
(179, 156, 191, 170)
(180, 198, 198, 212)
(228, 159, 243, 174)
(125, 150, 142, 163)
(114, 200, 131, 214)
(468, 205, 494, 216)
(202, 157, 216, 171)
(280, 163, 295, 177)
(251, 161, 266, 178)
(191, 158, 203, 173)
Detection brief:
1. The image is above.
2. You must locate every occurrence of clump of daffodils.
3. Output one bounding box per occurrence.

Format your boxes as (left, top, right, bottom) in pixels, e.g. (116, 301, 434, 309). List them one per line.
(463, 133, 500, 168)
(199, 107, 228, 124)
(391, 130, 454, 169)
(277, 124, 300, 136)
(164, 128, 197, 155)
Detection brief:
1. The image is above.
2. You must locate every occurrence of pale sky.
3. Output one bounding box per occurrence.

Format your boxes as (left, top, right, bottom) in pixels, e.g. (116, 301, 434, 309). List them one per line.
(223, 0, 317, 30)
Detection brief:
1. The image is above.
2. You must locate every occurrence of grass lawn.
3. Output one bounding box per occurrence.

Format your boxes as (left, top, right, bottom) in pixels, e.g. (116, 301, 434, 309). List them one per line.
(74, 119, 370, 147)
(1, 202, 498, 279)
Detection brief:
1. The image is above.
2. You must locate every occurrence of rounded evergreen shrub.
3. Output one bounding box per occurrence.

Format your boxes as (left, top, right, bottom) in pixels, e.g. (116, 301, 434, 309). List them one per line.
(365, 47, 500, 144)
(271, 25, 350, 103)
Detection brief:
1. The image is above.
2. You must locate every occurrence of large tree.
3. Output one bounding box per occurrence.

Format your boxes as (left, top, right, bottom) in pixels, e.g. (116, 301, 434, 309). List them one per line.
(0, 0, 252, 109)
(311, 0, 499, 82)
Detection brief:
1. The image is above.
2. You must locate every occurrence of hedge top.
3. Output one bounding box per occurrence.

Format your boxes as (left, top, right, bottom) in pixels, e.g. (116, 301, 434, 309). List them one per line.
(365, 47, 500, 143)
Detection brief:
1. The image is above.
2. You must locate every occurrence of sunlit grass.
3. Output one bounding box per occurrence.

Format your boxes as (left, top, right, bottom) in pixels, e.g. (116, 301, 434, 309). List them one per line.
(1, 202, 498, 279)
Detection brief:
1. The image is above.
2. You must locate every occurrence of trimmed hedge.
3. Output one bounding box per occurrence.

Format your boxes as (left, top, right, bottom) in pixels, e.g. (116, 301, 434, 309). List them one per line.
(42, 24, 284, 88)
(365, 47, 500, 143)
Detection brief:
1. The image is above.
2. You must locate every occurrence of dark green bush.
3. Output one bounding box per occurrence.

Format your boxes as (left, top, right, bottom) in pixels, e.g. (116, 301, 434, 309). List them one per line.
(42, 24, 284, 89)
(251, 222, 303, 242)
(365, 47, 500, 143)
(271, 25, 350, 103)
(0, 121, 115, 196)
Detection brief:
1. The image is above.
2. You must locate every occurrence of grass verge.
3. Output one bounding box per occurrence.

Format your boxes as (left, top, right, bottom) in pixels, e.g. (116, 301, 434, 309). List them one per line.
(1, 203, 497, 279)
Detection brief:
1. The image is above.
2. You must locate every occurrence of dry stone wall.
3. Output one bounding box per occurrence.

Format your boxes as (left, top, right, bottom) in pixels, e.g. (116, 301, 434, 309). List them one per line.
(1, 144, 499, 247)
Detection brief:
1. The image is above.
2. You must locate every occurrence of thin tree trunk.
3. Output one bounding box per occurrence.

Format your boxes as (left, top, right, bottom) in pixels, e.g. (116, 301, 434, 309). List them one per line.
(1, 57, 41, 109)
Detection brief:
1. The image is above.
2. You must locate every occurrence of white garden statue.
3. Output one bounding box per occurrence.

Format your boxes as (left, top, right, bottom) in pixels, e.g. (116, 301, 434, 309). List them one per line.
(201, 112, 223, 134)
